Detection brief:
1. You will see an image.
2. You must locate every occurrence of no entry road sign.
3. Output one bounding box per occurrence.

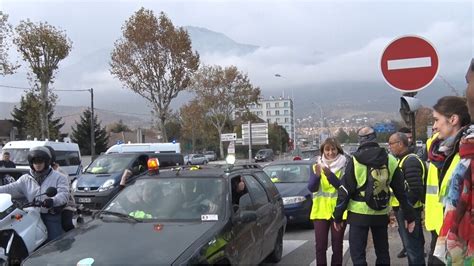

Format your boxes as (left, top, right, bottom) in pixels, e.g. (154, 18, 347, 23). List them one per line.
(381, 35, 439, 92)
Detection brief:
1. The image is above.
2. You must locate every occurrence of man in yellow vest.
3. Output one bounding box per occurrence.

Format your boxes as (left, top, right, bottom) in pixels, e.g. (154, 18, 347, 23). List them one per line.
(389, 132, 426, 265)
(333, 127, 416, 265)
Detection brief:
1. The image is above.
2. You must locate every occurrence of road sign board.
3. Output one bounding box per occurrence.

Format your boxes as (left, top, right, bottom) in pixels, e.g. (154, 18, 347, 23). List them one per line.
(241, 123, 269, 145)
(381, 35, 439, 92)
(220, 133, 237, 142)
(227, 141, 235, 154)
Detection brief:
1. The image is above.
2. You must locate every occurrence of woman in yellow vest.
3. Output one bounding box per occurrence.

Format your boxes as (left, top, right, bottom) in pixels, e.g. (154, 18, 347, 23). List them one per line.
(307, 137, 347, 265)
(426, 96, 470, 265)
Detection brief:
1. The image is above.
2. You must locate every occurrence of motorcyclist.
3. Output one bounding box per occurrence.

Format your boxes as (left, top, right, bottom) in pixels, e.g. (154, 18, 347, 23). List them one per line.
(0, 146, 69, 242)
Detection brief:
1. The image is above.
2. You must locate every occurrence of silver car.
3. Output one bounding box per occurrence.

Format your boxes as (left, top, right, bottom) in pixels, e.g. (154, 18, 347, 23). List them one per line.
(204, 151, 217, 161)
(184, 154, 208, 165)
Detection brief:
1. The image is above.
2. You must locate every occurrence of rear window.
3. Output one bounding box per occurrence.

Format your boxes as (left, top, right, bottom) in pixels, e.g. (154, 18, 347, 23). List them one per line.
(3, 149, 29, 165)
(263, 164, 311, 183)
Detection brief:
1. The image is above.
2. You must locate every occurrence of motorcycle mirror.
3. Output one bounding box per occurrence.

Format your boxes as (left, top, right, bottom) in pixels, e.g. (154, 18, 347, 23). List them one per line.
(45, 187, 57, 197)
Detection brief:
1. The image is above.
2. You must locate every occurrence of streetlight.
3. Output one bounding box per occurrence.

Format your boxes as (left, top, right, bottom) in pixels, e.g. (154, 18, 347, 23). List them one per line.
(274, 73, 296, 150)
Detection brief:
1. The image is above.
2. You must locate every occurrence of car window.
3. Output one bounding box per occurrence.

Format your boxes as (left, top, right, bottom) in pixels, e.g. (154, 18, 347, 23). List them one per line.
(105, 178, 225, 221)
(55, 151, 81, 166)
(85, 154, 136, 174)
(254, 171, 280, 201)
(263, 164, 311, 183)
(243, 175, 269, 209)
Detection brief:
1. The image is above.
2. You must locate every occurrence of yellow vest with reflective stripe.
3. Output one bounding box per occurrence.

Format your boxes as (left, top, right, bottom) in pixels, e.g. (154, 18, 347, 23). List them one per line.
(129, 210, 152, 219)
(310, 167, 346, 220)
(391, 154, 426, 208)
(347, 155, 398, 215)
(425, 133, 441, 232)
(439, 154, 460, 200)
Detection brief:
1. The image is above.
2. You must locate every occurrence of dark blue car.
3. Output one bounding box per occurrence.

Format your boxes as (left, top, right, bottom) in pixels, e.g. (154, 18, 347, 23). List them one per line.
(263, 160, 315, 226)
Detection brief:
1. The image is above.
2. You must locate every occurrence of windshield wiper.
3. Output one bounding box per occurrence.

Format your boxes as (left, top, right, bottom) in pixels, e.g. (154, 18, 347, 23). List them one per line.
(97, 210, 142, 223)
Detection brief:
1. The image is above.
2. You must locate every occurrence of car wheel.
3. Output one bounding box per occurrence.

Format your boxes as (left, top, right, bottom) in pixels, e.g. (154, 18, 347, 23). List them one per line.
(267, 228, 283, 263)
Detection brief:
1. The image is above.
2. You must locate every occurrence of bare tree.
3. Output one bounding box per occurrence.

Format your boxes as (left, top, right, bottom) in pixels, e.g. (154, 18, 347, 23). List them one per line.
(193, 65, 261, 158)
(110, 8, 199, 141)
(0, 11, 18, 75)
(14, 20, 72, 139)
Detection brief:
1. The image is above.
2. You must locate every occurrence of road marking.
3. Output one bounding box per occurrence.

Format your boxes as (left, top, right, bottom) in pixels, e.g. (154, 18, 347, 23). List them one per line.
(282, 240, 307, 257)
(309, 240, 349, 266)
(387, 57, 432, 70)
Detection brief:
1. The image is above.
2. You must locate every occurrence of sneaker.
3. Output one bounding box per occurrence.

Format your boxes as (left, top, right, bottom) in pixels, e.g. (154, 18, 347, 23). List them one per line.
(397, 249, 407, 258)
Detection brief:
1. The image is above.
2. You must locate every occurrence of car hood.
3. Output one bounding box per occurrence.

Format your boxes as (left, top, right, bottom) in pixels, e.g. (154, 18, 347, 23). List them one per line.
(24, 218, 216, 265)
(274, 182, 311, 197)
(76, 173, 121, 187)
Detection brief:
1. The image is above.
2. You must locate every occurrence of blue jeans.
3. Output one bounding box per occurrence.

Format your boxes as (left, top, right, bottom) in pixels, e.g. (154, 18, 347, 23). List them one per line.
(395, 208, 425, 265)
(41, 213, 64, 242)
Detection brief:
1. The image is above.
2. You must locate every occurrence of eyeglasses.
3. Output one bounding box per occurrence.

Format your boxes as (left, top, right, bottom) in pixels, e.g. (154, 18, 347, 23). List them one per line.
(388, 141, 400, 146)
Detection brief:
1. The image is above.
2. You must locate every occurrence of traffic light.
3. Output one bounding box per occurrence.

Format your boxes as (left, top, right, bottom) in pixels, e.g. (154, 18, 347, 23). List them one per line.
(400, 96, 421, 125)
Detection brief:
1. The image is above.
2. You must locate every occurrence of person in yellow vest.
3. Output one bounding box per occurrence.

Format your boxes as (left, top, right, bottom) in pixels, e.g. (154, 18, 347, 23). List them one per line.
(332, 127, 416, 265)
(389, 132, 426, 265)
(307, 137, 347, 265)
(426, 96, 470, 265)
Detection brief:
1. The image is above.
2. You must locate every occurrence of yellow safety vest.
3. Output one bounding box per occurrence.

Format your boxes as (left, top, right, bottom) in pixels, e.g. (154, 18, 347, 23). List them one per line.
(347, 155, 398, 215)
(310, 167, 346, 220)
(390, 153, 426, 208)
(424, 133, 460, 233)
(129, 210, 152, 219)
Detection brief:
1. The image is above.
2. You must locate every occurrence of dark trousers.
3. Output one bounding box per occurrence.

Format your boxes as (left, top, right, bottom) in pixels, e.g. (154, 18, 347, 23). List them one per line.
(41, 213, 64, 243)
(313, 219, 346, 265)
(428, 230, 445, 265)
(349, 224, 390, 265)
(61, 209, 75, 232)
(395, 208, 425, 265)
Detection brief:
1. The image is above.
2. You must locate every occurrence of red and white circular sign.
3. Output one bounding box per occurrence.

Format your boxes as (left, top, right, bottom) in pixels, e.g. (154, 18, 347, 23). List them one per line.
(381, 35, 439, 92)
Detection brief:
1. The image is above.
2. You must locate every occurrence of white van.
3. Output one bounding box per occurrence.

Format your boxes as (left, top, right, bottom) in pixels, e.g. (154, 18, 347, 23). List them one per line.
(105, 142, 181, 154)
(2, 139, 82, 179)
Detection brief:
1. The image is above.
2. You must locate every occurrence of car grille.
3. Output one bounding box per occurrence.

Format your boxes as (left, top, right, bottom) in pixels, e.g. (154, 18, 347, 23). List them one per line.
(77, 187, 100, 191)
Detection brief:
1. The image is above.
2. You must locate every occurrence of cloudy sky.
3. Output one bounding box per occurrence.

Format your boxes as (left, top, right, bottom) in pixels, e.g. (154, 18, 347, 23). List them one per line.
(0, 0, 472, 115)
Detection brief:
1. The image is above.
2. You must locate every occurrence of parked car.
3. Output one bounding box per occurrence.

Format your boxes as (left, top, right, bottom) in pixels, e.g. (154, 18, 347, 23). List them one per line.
(23, 162, 287, 265)
(255, 149, 275, 162)
(263, 160, 315, 226)
(204, 151, 217, 161)
(184, 154, 208, 165)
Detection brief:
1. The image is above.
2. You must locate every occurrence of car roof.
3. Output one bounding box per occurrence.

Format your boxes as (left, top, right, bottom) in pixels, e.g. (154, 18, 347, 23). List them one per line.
(264, 160, 316, 167)
(140, 164, 264, 180)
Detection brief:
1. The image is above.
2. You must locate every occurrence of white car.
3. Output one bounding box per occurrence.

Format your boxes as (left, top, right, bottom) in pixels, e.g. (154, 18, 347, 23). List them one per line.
(203, 151, 217, 161)
(184, 154, 208, 165)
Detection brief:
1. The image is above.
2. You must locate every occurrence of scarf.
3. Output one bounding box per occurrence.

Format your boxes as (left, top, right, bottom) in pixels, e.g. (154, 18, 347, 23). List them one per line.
(435, 125, 474, 264)
(319, 154, 347, 174)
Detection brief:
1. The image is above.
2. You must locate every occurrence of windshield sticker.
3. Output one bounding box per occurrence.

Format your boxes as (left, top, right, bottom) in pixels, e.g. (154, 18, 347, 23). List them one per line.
(77, 257, 95, 266)
(201, 214, 218, 221)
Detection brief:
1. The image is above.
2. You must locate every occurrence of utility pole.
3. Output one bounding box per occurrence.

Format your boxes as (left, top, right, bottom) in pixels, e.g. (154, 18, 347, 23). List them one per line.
(248, 121, 252, 162)
(90, 88, 95, 157)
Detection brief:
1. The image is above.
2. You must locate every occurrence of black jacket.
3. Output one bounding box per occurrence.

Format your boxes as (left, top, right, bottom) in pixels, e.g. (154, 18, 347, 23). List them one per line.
(333, 142, 415, 226)
(397, 153, 425, 208)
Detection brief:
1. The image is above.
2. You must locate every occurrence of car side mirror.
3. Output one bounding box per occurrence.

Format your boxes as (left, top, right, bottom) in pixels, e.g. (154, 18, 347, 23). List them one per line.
(233, 210, 257, 224)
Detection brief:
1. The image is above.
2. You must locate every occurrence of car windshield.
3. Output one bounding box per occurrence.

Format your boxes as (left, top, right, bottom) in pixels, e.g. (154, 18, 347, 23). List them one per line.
(2, 148, 29, 165)
(264, 164, 311, 183)
(104, 178, 225, 221)
(85, 154, 135, 174)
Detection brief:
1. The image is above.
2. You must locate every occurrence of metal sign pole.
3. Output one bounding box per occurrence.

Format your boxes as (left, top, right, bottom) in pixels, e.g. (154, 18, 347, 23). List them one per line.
(248, 121, 252, 162)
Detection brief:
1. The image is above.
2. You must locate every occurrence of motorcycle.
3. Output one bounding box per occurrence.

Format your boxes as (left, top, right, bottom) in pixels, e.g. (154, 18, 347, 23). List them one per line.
(0, 187, 57, 265)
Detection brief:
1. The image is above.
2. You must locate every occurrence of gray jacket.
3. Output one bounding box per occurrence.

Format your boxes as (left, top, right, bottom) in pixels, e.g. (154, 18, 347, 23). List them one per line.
(0, 169, 69, 213)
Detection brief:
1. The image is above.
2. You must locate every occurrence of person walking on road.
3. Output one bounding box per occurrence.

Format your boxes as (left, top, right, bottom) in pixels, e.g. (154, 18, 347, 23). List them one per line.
(332, 126, 416, 265)
(308, 137, 347, 265)
(425, 96, 470, 265)
(389, 132, 426, 265)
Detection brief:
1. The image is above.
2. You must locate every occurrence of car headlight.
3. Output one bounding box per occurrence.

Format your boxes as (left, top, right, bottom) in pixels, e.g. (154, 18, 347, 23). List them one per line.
(282, 196, 307, 205)
(71, 179, 78, 192)
(98, 179, 116, 192)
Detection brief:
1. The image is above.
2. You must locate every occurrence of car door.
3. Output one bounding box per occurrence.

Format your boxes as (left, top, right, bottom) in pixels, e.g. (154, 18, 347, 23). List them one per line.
(228, 180, 261, 265)
(242, 174, 274, 263)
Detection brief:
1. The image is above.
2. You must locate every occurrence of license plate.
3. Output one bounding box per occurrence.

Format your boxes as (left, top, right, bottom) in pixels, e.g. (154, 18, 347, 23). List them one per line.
(78, 197, 92, 203)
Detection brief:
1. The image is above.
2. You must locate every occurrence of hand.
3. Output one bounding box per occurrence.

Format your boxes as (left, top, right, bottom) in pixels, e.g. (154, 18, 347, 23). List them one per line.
(405, 220, 415, 233)
(314, 164, 321, 175)
(333, 221, 344, 232)
(322, 166, 332, 176)
(42, 198, 54, 208)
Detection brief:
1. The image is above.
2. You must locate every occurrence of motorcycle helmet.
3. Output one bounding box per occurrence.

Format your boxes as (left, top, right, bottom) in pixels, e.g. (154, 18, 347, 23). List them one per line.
(44, 146, 57, 166)
(27, 146, 52, 170)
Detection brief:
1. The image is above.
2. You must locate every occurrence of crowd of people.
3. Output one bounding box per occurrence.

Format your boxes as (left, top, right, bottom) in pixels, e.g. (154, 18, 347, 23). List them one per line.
(308, 59, 474, 265)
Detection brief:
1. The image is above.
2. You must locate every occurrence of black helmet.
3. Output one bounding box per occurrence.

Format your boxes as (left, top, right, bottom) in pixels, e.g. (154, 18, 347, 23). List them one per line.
(44, 146, 56, 166)
(27, 146, 52, 169)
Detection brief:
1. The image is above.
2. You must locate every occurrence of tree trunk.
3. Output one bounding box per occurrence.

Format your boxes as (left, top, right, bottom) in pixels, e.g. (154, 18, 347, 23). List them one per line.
(40, 81, 49, 140)
(159, 115, 168, 142)
(218, 128, 224, 159)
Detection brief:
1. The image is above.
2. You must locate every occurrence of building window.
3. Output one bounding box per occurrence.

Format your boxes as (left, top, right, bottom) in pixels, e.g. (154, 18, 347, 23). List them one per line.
(257, 104, 262, 109)
(276, 118, 280, 122)
(275, 110, 280, 115)
(286, 126, 290, 130)
(267, 119, 271, 123)
(275, 102, 279, 108)
(284, 110, 289, 115)
(266, 111, 271, 116)
(257, 111, 262, 116)
(284, 101, 289, 107)
(285, 118, 289, 123)
(266, 103, 270, 108)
